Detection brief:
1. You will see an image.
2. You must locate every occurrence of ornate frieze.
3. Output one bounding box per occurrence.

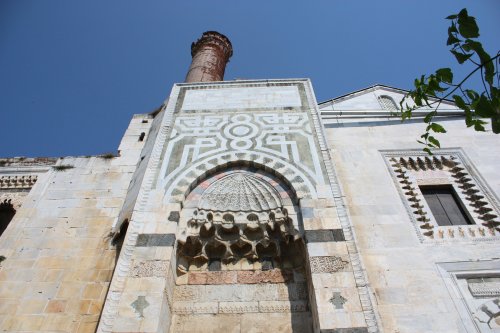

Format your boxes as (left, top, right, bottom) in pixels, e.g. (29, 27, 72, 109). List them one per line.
(198, 172, 282, 213)
(310, 256, 349, 274)
(177, 170, 304, 273)
(0, 175, 37, 189)
(158, 112, 327, 201)
(383, 149, 500, 242)
(468, 278, 500, 298)
(130, 260, 169, 278)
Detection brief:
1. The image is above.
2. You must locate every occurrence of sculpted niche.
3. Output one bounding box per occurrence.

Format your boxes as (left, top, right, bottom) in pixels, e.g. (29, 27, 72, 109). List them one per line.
(176, 169, 303, 274)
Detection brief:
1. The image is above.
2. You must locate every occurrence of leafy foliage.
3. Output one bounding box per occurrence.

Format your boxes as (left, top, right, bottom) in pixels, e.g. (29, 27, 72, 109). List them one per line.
(400, 8, 499, 154)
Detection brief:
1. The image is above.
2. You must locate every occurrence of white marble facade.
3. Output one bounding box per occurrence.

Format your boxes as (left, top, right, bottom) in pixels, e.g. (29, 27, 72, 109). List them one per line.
(0, 81, 498, 333)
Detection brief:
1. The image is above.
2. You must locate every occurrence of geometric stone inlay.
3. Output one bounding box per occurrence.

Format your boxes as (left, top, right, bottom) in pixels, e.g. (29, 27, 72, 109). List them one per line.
(329, 292, 347, 309)
(310, 256, 349, 273)
(131, 296, 149, 318)
(168, 211, 180, 222)
(130, 260, 169, 278)
(384, 150, 500, 242)
(135, 233, 175, 247)
(305, 229, 345, 243)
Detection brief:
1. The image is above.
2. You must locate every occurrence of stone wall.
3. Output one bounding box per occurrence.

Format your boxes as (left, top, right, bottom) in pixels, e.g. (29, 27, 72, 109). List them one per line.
(0, 115, 151, 333)
(97, 79, 376, 333)
(324, 117, 500, 332)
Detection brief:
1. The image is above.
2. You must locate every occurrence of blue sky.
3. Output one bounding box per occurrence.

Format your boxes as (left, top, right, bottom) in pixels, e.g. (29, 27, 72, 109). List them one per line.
(1, 1, 498, 157)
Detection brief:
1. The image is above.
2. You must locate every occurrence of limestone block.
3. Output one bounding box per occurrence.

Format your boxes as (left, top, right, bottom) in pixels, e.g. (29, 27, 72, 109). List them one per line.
(318, 311, 350, 329)
(172, 301, 218, 314)
(237, 269, 292, 284)
(219, 301, 259, 313)
(258, 300, 308, 312)
(40, 314, 76, 332)
(207, 271, 237, 284)
(312, 272, 357, 289)
(171, 313, 241, 333)
(240, 312, 313, 333)
(45, 299, 67, 313)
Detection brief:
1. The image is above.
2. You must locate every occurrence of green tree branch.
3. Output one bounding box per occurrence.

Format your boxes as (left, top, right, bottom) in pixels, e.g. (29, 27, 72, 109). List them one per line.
(400, 8, 500, 155)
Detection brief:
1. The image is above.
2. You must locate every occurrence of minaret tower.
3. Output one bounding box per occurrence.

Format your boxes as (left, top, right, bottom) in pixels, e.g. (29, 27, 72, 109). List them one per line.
(184, 31, 233, 83)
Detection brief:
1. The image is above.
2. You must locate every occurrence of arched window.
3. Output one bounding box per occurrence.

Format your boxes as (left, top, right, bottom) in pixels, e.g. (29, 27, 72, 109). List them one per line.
(0, 200, 16, 237)
(378, 95, 398, 112)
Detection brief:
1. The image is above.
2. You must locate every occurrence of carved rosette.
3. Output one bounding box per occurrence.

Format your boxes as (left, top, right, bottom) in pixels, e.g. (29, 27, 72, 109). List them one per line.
(177, 172, 301, 273)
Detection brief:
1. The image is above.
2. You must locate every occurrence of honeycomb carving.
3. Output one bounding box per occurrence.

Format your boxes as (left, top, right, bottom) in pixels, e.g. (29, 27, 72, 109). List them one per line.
(177, 172, 302, 273)
(177, 209, 301, 273)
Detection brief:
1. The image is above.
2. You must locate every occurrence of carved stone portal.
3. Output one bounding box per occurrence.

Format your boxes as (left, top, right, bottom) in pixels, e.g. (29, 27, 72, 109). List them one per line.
(176, 171, 303, 273)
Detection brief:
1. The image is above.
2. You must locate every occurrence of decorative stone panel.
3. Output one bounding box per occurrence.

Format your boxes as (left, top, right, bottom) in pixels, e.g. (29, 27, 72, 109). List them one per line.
(157, 96, 330, 201)
(0, 175, 37, 189)
(383, 149, 500, 242)
(177, 169, 304, 273)
(437, 260, 500, 333)
(310, 256, 349, 274)
(130, 260, 169, 278)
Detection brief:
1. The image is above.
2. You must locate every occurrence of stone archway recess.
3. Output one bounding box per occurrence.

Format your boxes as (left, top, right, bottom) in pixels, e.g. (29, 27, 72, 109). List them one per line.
(171, 166, 313, 332)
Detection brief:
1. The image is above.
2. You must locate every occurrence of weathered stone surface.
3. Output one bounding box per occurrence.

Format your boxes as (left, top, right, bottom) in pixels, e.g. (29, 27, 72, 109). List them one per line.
(206, 271, 237, 285)
(135, 233, 175, 247)
(305, 229, 345, 242)
(310, 256, 349, 274)
(187, 272, 207, 285)
(219, 301, 259, 313)
(258, 300, 308, 313)
(130, 260, 168, 278)
(237, 269, 293, 284)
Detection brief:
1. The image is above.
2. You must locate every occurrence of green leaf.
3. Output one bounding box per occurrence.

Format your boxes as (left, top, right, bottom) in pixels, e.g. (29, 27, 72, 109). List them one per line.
(446, 14, 458, 20)
(462, 39, 482, 52)
(447, 35, 460, 46)
(423, 148, 433, 155)
(475, 94, 495, 117)
(447, 26, 460, 45)
(457, 10, 480, 38)
(402, 110, 412, 121)
(453, 95, 470, 111)
(491, 87, 500, 110)
(492, 113, 500, 134)
(465, 89, 479, 101)
(428, 136, 441, 148)
(423, 111, 435, 123)
(462, 40, 494, 85)
(430, 123, 447, 133)
(474, 120, 486, 131)
(450, 50, 472, 64)
(435, 68, 453, 83)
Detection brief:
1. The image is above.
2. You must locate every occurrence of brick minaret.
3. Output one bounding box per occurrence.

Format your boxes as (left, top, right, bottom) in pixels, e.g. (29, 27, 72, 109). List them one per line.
(185, 31, 233, 83)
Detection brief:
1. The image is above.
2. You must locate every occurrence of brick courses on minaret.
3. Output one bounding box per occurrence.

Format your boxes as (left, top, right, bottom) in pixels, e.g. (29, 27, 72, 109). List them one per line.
(185, 31, 233, 83)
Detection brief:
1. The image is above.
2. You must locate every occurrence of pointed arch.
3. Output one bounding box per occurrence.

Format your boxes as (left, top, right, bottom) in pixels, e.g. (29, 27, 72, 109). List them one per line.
(163, 151, 317, 202)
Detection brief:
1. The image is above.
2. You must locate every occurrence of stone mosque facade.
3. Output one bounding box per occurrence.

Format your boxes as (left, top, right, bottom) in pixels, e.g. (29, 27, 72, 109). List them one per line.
(0, 31, 499, 333)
